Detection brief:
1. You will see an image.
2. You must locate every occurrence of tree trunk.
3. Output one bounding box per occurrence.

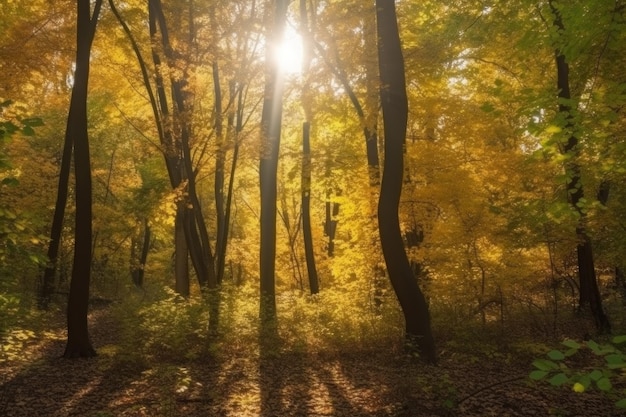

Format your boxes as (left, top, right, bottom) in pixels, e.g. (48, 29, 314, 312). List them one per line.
(38, 123, 72, 310)
(550, 1, 610, 333)
(376, 0, 436, 363)
(217, 81, 243, 283)
(63, 0, 103, 359)
(259, 0, 288, 322)
(213, 60, 226, 285)
(302, 122, 319, 294)
(148, 0, 217, 290)
(324, 188, 340, 257)
(131, 219, 151, 288)
(175, 207, 190, 297)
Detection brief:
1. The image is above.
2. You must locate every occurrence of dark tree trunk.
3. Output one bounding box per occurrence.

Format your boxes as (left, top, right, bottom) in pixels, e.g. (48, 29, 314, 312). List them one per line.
(259, 0, 288, 322)
(550, 2, 610, 333)
(213, 60, 226, 285)
(301, 122, 319, 294)
(38, 122, 72, 310)
(174, 208, 190, 297)
(131, 219, 151, 288)
(63, 0, 103, 359)
(376, 0, 436, 363)
(217, 82, 243, 283)
(145, 0, 189, 292)
(148, 0, 217, 290)
(324, 188, 340, 257)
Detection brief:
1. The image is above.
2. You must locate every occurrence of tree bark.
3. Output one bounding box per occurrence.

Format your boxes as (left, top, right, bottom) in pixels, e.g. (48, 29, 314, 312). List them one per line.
(38, 119, 72, 310)
(550, 1, 610, 333)
(174, 208, 190, 297)
(213, 60, 226, 285)
(63, 0, 103, 359)
(217, 81, 243, 283)
(131, 219, 151, 288)
(148, 0, 217, 290)
(302, 122, 319, 294)
(376, 0, 436, 363)
(259, 0, 288, 322)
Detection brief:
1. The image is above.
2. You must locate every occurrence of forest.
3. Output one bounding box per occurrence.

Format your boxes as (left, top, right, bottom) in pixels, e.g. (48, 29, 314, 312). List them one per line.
(1, 0, 626, 415)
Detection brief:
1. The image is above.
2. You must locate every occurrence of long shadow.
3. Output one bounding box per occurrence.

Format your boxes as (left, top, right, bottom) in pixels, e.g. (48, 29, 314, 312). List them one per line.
(258, 308, 282, 417)
(0, 306, 147, 417)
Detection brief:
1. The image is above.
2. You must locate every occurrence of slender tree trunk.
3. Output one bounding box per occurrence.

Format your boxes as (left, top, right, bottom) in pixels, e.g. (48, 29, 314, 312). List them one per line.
(302, 122, 319, 294)
(213, 61, 226, 284)
(299, 1, 319, 294)
(550, 2, 610, 333)
(175, 209, 190, 297)
(217, 82, 243, 283)
(131, 219, 151, 288)
(148, 0, 217, 290)
(324, 188, 340, 257)
(376, 0, 436, 363)
(38, 123, 72, 309)
(63, 0, 103, 359)
(259, 0, 288, 322)
(314, 8, 385, 303)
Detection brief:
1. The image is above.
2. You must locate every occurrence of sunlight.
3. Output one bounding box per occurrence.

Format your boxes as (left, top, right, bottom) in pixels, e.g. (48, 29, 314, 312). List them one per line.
(275, 27, 303, 75)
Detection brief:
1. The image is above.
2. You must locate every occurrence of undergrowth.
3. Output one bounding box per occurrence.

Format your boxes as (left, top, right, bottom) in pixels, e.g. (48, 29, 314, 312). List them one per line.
(112, 282, 406, 363)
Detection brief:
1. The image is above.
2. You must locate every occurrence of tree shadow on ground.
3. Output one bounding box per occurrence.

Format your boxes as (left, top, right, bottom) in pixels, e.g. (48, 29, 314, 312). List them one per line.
(0, 307, 148, 417)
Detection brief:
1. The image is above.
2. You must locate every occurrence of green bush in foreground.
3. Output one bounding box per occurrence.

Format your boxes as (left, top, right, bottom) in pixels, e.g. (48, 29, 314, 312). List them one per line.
(530, 336, 626, 409)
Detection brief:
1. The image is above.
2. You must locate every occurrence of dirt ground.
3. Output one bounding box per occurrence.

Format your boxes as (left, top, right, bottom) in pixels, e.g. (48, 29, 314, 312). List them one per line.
(1, 308, 624, 417)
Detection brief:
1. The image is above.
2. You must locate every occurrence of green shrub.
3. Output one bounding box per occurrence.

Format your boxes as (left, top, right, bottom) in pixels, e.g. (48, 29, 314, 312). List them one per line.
(530, 336, 626, 409)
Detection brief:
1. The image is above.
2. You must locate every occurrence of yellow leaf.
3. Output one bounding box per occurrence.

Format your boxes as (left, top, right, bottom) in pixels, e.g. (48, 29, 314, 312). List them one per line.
(545, 125, 562, 133)
(573, 382, 585, 393)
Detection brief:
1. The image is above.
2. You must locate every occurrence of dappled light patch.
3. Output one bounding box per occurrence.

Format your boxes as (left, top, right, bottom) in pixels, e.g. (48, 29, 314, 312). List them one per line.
(1, 306, 623, 416)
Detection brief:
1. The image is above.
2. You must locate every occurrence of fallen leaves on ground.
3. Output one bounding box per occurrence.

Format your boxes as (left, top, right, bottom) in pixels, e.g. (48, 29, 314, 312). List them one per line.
(1, 308, 624, 416)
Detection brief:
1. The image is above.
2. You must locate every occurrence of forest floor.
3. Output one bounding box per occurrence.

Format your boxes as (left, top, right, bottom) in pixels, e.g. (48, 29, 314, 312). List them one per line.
(1, 306, 624, 417)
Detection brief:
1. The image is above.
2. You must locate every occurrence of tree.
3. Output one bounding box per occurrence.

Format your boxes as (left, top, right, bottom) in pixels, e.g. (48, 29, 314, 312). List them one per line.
(548, 0, 610, 333)
(259, 0, 288, 322)
(376, 0, 436, 363)
(301, 122, 319, 294)
(300, 0, 319, 295)
(63, 0, 103, 358)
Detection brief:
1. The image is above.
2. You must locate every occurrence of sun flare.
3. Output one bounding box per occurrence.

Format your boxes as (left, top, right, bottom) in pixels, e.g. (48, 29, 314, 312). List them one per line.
(275, 29, 303, 75)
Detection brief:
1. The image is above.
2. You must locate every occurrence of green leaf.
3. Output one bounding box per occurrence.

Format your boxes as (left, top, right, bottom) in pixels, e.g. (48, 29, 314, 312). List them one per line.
(586, 340, 601, 354)
(605, 354, 625, 365)
(616, 398, 626, 409)
(21, 126, 35, 136)
(548, 373, 568, 386)
(562, 339, 581, 349)
(480, 102, 495, 112)
(612, 335, 626, 345)
(548, 350, 565, 361)
(530, 370, 549, 380)
(533, 359, 559, 371)
(1, 178, 19, 187)
(21, 117, 44, 127)
(596, 377, 612, 392)
(589, 369, 603, 381)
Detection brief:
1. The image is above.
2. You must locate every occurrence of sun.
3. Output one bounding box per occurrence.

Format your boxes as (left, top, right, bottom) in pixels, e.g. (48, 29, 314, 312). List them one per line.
(275, 28, 303, 75)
